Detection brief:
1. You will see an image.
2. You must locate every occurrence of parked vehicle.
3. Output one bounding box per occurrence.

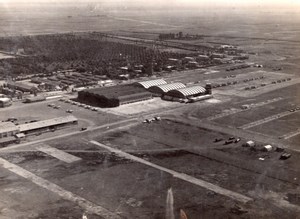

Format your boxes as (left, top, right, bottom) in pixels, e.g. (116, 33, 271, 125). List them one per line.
(214, 138, 223, 142)
(234, 138, 241, 143)
(154, 116, 161, 121)
(224, 140, 234, 145)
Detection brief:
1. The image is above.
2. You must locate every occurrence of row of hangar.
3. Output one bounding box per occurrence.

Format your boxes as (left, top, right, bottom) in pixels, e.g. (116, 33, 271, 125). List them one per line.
(77, 79, 212, 108)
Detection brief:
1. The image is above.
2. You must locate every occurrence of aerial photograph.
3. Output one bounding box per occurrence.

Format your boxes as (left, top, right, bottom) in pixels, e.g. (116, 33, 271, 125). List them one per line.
(0, 0, 300, 218)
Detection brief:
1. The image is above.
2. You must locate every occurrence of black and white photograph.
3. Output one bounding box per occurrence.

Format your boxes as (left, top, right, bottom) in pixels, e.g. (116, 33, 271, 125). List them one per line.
(0, 0, 300, 218)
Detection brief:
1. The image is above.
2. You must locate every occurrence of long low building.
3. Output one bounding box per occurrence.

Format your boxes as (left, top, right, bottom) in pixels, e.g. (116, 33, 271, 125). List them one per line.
(7, 81, 39, 93)
(18, 116, 78, 134)
(78, 84, 152, 107)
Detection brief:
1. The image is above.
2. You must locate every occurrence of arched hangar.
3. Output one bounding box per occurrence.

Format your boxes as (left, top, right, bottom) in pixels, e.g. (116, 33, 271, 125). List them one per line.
(165, 86, 207, 99)
(148, 83, 186, 96)
(134, 79, 167, 89)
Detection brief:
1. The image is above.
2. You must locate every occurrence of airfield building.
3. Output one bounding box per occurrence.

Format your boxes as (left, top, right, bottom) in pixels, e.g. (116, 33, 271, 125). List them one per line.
(148, 83, 186, 96)
(0, 122, 19, 138)
(7, 81, 39, 93)
(17, 116, 78, 135)
(165, 86, 207, 99)
(134, 79, 167, 89)
(0, 97, 12, 107)
(24, 96, 46, 103)
(78, 84, 152, 108)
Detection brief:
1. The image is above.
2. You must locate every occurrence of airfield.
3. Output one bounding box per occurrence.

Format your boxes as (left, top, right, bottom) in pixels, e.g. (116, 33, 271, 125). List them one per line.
(1, 60, 300, 219)
(0, 6, 300, 219)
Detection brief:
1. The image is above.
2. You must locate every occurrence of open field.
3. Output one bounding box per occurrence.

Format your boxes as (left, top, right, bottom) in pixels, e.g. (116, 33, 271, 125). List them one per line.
(1, 118, 300, 218)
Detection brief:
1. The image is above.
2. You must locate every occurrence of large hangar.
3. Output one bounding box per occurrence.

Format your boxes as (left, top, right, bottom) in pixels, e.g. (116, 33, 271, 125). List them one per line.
(165, 86, 207, 99)
(134, 79, 167, 89)
(78, 85, 152, 108)
(148, 83, 186, 96)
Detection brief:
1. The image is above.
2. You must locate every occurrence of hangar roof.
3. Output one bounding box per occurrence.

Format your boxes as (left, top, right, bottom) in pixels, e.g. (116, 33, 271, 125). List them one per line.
(174, 86, 206, 96)
(166, 86, 207, 98)
(150, 83, 186, 93)
(135, 79, 167, 89)
(81, 84, 150, 99)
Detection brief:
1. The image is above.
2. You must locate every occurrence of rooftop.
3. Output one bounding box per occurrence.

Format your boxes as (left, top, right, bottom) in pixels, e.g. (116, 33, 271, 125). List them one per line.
(0, 122, 19, 133)
(81, 84, 149, 99)
(18, 116, 78, 132)
(135, 79, 167, 89)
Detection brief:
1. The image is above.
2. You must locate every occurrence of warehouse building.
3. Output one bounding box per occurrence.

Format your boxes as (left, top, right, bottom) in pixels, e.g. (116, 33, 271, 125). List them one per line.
(148, 83, 186, 96)
(23, 96, 46, 103)
(7, 81, 39, 93)
(17, 116, 78, 135)
(134, 79, 167, 89)
(78, 84, 152, 108)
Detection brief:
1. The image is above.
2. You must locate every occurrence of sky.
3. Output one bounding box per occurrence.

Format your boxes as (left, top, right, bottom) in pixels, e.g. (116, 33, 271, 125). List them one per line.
(0, 0, 300, 10)
(1, 0, 300, 8)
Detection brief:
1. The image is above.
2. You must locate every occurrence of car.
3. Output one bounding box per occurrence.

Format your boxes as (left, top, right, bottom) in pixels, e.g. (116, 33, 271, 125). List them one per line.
(234, 138, 241, 143)
(84, 105, 90, 109)
(81, 127, 87, 131)
(7, 117, 17, 122)
(66, 110, 73, 113)
(228, 137, 235, 140)
(72, 102, 77, 105)
(280, 153, 291, 160)
(289, 109, 295, 112)
(54, 105, 61, 109)
(224, 140, 233, 145)
(214, 138, 223, 142)
(29, 120, 39, 123)
(92, 108, 98, 111)
(154, 116, 161, 121)
(48, 103, 54, 107)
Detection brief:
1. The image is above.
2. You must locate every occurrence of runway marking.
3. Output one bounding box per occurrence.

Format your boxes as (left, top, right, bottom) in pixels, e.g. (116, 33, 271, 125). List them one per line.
(36, 144, 81, 163)
(240, 110, 299, 129)
(207, 97, 283, 121)
(280, 129, 300, 140)
(0, 157, 121, 219)
(90, 140, 253, 204)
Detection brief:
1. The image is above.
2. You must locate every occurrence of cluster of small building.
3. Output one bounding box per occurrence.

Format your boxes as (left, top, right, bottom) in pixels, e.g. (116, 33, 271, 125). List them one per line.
(77, 79, 212, 108)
